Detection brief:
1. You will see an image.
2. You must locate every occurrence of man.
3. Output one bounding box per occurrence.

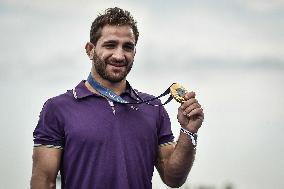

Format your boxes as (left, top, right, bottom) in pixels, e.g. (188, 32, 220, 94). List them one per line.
(31, 7, 204, 189)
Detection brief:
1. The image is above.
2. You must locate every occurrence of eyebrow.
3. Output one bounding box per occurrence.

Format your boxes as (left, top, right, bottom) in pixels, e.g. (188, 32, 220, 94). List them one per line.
(102, 40, 117, 44)
(102, 40, 135, 47)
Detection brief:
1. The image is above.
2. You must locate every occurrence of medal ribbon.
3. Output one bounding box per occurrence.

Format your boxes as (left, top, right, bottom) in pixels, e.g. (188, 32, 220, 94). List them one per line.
(87, 73, 174, 106)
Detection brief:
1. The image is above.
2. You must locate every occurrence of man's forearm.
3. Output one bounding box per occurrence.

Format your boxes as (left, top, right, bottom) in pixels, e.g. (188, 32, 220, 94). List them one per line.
(30, 175, 56, 189)
(163, 132, 196, 187)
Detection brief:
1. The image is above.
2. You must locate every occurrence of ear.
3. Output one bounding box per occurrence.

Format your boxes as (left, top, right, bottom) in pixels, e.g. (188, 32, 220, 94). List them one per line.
(85, 42, 95, 60)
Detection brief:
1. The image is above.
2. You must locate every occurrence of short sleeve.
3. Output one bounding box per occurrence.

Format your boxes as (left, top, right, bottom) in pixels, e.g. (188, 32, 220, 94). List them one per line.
(33, 99, 65, 149)
(157, 105, 175, 146)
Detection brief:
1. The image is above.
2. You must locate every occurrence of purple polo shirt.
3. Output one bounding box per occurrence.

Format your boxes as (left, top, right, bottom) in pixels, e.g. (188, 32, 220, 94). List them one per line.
(33, 81, 174, 189)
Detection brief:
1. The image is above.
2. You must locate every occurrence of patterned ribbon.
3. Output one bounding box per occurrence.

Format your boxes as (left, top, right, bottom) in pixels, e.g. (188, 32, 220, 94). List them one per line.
(87, 73, 174, 106)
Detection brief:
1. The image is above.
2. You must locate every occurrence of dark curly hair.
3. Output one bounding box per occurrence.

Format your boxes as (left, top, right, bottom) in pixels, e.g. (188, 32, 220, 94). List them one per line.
(90, 7, 139, 45)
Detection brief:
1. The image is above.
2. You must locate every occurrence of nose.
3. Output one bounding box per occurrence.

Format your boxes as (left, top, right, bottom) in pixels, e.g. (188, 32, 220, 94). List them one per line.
(111, 48, 125, 62)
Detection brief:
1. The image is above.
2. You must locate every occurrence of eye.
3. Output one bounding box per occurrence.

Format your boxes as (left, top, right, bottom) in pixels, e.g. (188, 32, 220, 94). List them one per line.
(104, 43, 116, 49)
(123, 44, 135, 52)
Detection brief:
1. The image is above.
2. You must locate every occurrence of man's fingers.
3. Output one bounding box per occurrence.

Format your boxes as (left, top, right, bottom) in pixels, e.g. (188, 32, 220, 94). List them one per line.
(182, 103, 200, 116)
(187, 107, 204, 118)
(179, 91, 203, 118)
(183, 91, 195, 101)
(180, 98, 198, 109)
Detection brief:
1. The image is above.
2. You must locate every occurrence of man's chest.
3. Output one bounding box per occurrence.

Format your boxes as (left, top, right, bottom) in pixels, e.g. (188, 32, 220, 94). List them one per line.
(62, 100, 159, 148)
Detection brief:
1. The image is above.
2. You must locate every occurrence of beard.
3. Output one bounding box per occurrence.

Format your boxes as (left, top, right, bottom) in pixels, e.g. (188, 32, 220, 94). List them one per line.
(92, 52, 133, 83)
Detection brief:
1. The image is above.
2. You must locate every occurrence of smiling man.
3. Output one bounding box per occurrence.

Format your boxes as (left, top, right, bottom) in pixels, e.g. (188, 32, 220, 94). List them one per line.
(31, 7, 204, 189)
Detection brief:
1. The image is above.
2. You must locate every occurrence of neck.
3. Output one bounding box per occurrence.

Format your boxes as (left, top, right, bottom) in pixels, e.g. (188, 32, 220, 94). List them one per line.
(86, 71, 126, 96)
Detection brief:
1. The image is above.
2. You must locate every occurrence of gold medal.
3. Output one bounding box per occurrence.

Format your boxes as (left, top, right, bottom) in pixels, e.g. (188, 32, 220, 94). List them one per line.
(170, 83, 188, 103)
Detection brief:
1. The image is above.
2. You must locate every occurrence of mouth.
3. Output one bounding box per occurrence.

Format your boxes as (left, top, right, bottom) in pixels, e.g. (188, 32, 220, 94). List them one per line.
(107, 62, 127, 68)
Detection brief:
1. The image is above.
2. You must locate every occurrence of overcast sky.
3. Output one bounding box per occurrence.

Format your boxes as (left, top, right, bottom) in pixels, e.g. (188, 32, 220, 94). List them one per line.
(1, 0, 284, 78)
(0, 1, 283, 189)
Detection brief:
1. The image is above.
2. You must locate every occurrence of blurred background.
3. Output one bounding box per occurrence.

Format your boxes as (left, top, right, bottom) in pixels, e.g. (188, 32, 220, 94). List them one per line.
(0, 0, 283, 188)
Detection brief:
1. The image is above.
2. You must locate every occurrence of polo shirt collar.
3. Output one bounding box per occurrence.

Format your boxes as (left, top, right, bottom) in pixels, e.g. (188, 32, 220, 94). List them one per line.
(123, 81, 141, 101)
(72, 80, 94, 99)
(73, 80, 140, 101)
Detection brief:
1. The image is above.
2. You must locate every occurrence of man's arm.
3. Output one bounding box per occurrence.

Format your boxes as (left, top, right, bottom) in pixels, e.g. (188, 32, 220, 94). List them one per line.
(156, 91, 204, 188)
(31, 147, 62, 189)
(156, 135, 196, 187)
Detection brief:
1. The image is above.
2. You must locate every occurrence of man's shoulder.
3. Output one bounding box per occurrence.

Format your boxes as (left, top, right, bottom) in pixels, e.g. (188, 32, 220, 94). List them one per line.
(46, 81, 86, 106)
(134, 89, 155, 99)
(132, 88, 163, 105)
(44, 89, 74, 109)
(132, 88, 154, 98)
